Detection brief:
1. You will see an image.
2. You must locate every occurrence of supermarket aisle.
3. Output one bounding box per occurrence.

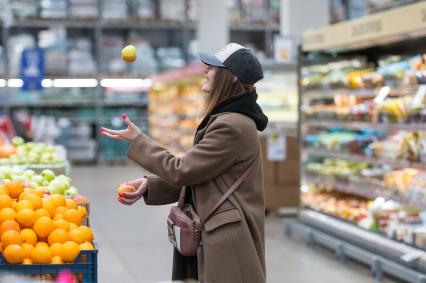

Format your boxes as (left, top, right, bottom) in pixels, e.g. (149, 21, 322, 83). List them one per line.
(71, 165, 397, 283)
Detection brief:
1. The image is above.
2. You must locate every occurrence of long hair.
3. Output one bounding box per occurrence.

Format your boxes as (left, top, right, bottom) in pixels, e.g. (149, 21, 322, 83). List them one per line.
(202, 67, 254, 116)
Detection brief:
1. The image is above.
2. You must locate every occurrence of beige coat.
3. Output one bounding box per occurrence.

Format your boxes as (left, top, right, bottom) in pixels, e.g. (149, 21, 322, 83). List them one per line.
(127, 112, 266, 283)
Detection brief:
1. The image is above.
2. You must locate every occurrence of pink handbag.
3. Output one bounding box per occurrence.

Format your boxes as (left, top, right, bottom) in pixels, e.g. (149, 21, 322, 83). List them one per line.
(167, 156, 258, 256)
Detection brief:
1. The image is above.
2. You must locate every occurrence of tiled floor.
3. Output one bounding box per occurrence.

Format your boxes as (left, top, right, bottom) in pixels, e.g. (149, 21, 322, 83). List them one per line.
(71, 165, 398, 283)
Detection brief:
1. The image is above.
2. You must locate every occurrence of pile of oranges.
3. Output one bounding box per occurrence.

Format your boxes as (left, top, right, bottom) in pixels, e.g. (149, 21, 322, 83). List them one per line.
(0, 180, 94, 265)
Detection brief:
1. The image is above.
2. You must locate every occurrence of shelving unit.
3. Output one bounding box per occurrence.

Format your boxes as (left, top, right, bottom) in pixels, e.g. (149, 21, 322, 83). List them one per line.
(295, 2, 426, 282)
(0, 1, 280, 163)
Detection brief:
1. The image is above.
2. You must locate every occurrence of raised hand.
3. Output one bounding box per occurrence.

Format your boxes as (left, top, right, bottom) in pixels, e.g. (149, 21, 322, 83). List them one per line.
(100, 114, 142, 142)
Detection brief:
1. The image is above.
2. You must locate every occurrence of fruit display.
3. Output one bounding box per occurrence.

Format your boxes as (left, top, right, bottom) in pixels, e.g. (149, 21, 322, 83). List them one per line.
(0, 167, 79, 197)
(149, 71, 204, 154)
(0, 137, 65, 166)
(302, 187, 426, 249)
(0, 181, 94, 265)
(302, 55, 426, 90)
(0, 136, 16, 158)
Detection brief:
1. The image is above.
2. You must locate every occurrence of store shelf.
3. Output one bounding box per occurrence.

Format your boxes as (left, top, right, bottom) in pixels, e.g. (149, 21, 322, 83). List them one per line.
(287, 210, 426, 276)
(285, 218, 426, 283)
(304, 120, 426, 131)
(304, 173, 426, 208)
(6, 18, 193, 30)
(303, 86, 418, 99)
(3, 101, 97, 108)
(304, 147, 426, 170)
(102, 101, 148, 107)
(231, 23, 279, 32)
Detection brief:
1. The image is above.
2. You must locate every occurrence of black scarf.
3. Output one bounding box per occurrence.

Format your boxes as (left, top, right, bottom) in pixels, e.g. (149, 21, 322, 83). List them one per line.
(196, 91, 268, 134)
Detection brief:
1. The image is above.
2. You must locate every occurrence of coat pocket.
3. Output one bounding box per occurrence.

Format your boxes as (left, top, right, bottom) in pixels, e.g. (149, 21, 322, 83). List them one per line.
(204, 209, 242, 232)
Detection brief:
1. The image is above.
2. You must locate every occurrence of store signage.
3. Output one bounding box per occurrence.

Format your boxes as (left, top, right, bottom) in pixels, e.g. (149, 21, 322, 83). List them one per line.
(267, 134, 286, 161)
(20, 48, 44, 92)
(303, 1, 426, 51)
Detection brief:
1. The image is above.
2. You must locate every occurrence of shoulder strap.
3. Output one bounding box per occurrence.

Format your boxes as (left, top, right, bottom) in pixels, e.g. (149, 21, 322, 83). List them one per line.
(204, 153, 259, 224)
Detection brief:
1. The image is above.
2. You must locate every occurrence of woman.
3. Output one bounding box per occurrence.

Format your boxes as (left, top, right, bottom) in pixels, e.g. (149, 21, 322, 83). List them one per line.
(101, 43, 268, 283)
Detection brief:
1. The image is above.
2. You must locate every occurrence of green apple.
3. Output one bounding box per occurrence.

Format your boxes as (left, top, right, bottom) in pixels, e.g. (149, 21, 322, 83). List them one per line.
(24, 170, 35, 179)
(56, 175, 71, 183)
(48, 179, 67, 195)
(53, 177, 70, 190)
(12, 174, 29, 183)
(41, 169, 56, 182)
(64, 186, 79, 197)
(31, 175, 45, 186)
(1, 168, 12, 179)
(11, 136, 24, 146)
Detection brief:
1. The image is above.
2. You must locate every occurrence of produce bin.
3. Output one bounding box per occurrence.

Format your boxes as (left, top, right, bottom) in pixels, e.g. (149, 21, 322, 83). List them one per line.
(0, 247, 98, 283)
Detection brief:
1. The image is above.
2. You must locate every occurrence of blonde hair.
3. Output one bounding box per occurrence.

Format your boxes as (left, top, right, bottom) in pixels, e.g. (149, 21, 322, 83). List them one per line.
(202, 67, 254, 116)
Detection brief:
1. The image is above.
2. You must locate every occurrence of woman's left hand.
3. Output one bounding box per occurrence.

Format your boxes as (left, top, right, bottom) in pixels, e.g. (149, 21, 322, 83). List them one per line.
(100, 114, 142, 142)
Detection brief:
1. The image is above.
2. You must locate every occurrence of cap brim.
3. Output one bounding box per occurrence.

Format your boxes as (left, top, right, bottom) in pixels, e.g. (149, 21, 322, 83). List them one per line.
(199, 52, 225, 67)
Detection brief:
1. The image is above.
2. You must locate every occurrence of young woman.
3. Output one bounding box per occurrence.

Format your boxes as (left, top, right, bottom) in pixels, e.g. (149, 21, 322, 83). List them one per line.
(100, 43, 268, 283)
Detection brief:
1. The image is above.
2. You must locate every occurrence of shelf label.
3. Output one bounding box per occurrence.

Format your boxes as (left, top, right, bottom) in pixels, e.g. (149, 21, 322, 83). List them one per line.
(412, 85, 426, 106)
(267, 134, 286, 161)
(374, 86, 391, 104)
(401, 252, 423, 263)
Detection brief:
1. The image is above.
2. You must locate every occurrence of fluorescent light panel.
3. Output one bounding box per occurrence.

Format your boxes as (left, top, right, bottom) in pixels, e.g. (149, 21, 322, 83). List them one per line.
(100, 79, 152, 88)
(0, 79, 6, 87)
(7, 79, 23, 88)
(52, 79, 98, 88)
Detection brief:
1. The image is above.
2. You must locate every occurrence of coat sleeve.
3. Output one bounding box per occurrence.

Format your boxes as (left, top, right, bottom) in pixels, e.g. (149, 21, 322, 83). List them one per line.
(143, 175, 182, 205)
(127, 118, 241, 187)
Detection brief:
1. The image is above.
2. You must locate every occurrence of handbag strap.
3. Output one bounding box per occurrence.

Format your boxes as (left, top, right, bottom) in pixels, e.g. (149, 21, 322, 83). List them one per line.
(203, 153, 259, 224)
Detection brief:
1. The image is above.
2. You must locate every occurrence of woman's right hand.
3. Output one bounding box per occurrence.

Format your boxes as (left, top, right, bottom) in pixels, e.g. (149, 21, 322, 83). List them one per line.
(118, 177, 148, 205)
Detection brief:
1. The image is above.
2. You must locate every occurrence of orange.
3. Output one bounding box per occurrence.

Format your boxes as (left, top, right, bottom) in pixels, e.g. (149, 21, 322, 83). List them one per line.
(0, 207, 16, 222)
(66, 199, 77, 210)
(61, 241, 80, 263)
(33, 217, 55, 238)
(53, 214, 64, 221)
(69, 223, 78, 231)
(0, 242, 2, 252)
(78, 226, 94, 243)
(35, 209, 50, 220)
(5, 181, 24, 199)
(24, 194, 42, 210)
(3, 244, 25, 264)
(0, 184, 9, 195)
(16, 200, 34, 211)
(11, 201, 17, 210)
(51, 255, 64, 264)
(64, 209, 82, 226)
(42, 198, 56, 217)
(50, 243, 63, 257)
(0, 220, 20, 236)
(79, 242, 94, 251)
(22, 243, 34, 258)
(77, 206, 88, 218)
(30, 245, 52, 264)
(35, 242, 49, 248)
(32, 188, 44, 198)
(0, 194, 12, 210)
(16, 208, 36, 227)
(20, 229, 37, 245)
(50, 195, 66, 208)
(48, 228, 68, 245)
(68, 229, 85, 244)
(18, 192, 30, 201)
(55, 206, 67, 215)
(22, 258, 32, 264)
(1, 230, 22, 247)
(54, 219, 69, 230)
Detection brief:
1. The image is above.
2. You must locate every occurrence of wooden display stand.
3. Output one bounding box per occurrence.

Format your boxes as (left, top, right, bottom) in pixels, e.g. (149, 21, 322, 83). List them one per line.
(260, 131, 300, 214)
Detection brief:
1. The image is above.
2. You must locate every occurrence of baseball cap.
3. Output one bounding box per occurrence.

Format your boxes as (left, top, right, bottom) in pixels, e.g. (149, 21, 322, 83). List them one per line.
(199, 43, 263, 85)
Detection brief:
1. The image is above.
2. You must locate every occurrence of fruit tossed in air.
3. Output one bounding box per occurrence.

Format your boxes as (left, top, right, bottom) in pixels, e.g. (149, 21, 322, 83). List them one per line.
(121, 45, 137, 62)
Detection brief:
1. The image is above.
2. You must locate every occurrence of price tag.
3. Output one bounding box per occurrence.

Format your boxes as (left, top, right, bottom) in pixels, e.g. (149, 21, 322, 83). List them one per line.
(267, 134, 286, 161)
(374, 86, 391, 104)
(412, 85, 426, 106)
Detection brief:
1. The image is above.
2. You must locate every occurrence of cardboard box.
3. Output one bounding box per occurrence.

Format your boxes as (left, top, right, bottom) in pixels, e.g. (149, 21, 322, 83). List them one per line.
(260, 135, 300, 211)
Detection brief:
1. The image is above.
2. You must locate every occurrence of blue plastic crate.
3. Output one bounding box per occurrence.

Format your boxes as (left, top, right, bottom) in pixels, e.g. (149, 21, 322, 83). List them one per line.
(0, 247, 98, 283)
